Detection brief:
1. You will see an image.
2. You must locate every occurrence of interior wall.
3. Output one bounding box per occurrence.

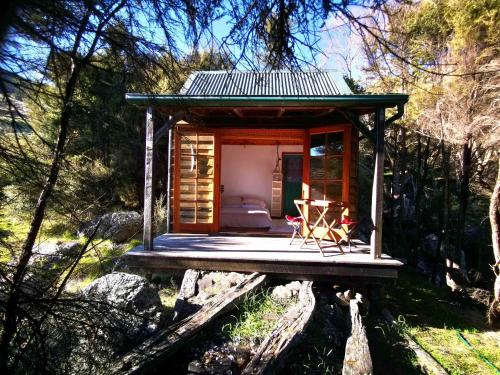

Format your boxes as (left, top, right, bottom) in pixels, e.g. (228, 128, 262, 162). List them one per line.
(221, 145, 303, 209)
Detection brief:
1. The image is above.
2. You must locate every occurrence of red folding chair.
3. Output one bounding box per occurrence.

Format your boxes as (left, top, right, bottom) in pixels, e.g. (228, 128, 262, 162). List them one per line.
(338, 215, 360, 252)
(285, 215, 303, 245)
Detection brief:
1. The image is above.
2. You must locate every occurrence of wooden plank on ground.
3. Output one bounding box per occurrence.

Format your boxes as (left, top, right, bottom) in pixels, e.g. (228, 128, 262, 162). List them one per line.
(242, 281, 316, 375)
(113, 272, 267, 375)
(381, 309, 447, 375)
(342, 299, 373, 375)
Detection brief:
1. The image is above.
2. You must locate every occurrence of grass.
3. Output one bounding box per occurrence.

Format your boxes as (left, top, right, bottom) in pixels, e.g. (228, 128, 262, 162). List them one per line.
(222, 289, 290, 346)
(384, 269, 500, 375)
(1, 208, 141, 290)
(367, 318, 423, 375)
(158, 277, 180, 318)
(67, 238, 140, 290)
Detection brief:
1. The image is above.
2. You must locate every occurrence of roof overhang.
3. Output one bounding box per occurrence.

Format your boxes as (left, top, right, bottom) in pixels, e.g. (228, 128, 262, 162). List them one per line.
(125, 93, 409, 109)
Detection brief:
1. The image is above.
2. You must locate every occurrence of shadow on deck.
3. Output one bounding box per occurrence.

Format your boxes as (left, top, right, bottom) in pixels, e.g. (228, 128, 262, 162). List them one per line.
(123, 234, 404, 281)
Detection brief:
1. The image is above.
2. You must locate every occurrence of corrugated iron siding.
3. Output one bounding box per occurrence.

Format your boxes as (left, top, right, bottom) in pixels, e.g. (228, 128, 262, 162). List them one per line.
(181, 71, 352, 96)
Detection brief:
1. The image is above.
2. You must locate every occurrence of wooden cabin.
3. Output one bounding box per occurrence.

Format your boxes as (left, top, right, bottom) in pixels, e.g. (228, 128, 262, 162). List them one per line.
(124, 70, 408, 281)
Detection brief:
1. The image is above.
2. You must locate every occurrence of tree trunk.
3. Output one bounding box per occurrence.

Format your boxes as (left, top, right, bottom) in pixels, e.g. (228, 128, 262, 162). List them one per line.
(438, 142, 451, 285)
(414, 135, 431, 264)
(342, 299, 373, 375)
(0, 3, 126, 370)
(488, 157, 500, 327)
(457, 137, 472, 270)
(0, 62, 82, 372)
(390, 129, 399, 256)
(242, 281, 315, 375)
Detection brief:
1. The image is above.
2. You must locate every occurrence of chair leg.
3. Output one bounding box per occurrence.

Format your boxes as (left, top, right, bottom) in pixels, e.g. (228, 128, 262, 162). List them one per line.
(290, 229, 296, 245)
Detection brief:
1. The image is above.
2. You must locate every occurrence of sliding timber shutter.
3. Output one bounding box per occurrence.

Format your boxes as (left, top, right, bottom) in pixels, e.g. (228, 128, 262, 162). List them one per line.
(174, 130, 219, 232)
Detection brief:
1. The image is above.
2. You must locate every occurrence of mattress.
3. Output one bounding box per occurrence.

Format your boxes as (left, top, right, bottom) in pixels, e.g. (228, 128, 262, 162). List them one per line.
(221, 204, 272, 228)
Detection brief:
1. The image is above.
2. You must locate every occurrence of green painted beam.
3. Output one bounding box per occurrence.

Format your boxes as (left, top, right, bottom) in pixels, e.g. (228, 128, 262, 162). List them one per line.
(125, 93, 409, 108)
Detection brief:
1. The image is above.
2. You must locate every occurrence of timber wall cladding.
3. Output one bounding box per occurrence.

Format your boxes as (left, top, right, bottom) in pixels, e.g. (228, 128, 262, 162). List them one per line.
(349, 128, 359, 220)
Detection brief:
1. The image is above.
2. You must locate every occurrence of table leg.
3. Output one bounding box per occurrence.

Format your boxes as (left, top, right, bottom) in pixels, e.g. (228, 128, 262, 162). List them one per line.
(299, 207, 328, 255)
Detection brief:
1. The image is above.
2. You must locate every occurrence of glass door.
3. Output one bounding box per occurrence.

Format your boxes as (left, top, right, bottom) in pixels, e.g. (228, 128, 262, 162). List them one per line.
(174, 130, 219, 232)
(303, 125, 351, 240)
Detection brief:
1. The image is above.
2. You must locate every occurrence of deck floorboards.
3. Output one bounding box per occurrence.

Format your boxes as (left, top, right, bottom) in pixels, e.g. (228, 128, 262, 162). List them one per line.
(124, 234, 404, 279)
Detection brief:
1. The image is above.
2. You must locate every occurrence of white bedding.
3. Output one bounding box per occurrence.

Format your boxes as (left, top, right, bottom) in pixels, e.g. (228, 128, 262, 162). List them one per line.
(221, 204, 272, 228)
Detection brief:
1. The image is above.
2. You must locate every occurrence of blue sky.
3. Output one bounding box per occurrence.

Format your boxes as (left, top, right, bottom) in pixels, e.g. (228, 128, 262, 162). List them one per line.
(2, 2, 367, 85)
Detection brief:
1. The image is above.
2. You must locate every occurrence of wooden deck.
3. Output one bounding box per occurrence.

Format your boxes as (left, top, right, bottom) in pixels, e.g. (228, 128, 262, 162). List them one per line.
(124, 234, 404, 281)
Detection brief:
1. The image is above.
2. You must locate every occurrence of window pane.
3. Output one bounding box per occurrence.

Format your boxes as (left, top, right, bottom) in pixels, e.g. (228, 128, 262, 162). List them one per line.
(180, 201, 196, 223)
(326, 132, 343, 155)
(180, 180, 196, 201)
(197, 135, 214, 155)
(197, 179, 213, 201)
(310, 156, 324, 179)
(197, 202, 213, 223)
(180, 134, 197, 155)
(180, 156, 196, 178)
(309, 207, 320, 224)
(310, 134, 326, 156)
(310, 181, 324, 200)
(325, 183, 342, 201)
(326, 156, 343, 179)
(325, 205, 343, 225)
(197, 156, 214, 178)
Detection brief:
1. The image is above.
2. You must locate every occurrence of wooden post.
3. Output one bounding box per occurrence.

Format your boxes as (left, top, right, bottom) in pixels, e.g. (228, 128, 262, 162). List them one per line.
(370, 107, 385, 259)
(143, 107, 154, 251)
(166, 122, 173, 234)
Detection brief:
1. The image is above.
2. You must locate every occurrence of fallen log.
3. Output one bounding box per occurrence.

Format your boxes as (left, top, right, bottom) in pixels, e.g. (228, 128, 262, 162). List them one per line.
(242, 281, 315, 375)
(172, 269, 200, 322)
(113, 272, 267, 375)
(342, 298, 373, 375)
(381, 309, 447, 375)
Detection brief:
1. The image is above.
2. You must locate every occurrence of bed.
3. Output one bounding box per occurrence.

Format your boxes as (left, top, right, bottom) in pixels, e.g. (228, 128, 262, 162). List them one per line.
(221, 196, 272, 228)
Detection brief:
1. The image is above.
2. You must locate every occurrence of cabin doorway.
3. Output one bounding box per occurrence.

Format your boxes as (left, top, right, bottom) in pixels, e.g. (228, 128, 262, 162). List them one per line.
(282, 153, 303, 217)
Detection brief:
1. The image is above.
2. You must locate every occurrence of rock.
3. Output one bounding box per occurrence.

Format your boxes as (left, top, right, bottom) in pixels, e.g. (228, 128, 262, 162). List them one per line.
(198, 273, 217, 298)
(220, 272, 244, 290)
(22, 241, 83, 297)
(196, 272, 248, 301)
(34, 241, 82, 261)
(188, 360, 206, 374)
(287, 281, 302, 296)
(201, 347, 237, 375)
(271, 281, 302, 302)
(271, 285, 292, 301)
(82, 272, 163, 349)
(78, 211, 142, 243)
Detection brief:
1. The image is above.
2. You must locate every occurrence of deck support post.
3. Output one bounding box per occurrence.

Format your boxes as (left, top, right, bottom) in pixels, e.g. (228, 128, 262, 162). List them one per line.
(166, 120, 173, 234)
(143, 106, 154, 251)
(370, 107, 385, 259)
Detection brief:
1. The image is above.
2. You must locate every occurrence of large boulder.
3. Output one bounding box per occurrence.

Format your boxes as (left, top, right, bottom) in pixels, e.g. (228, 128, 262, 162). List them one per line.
(82, 272, 163, 349)
(20, 241, 83, 298)
(79, 211, 142, 243)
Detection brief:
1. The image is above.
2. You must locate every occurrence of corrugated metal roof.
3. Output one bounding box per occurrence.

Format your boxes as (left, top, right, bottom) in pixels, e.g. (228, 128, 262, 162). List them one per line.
(180, 70, 353, 96)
